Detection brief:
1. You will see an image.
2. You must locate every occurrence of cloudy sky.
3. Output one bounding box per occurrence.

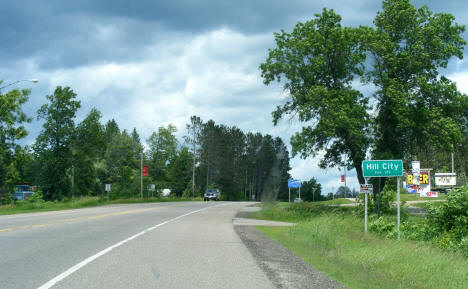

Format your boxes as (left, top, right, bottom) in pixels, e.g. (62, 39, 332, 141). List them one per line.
(2, 0, 468, 195)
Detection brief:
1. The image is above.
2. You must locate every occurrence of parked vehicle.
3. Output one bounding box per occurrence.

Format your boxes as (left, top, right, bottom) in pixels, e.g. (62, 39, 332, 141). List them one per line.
(13, 185, 37, 201)
(204, 188, 221, 201)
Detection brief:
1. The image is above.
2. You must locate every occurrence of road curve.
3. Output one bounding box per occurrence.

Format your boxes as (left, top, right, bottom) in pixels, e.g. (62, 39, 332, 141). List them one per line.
(0, 202, 273, 289)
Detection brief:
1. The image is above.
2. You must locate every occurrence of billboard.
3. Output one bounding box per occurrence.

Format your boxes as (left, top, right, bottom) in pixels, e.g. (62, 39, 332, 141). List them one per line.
(407, 170, 431, 197)
(434, 173, 457, 186)
(288, 179, 301, 188)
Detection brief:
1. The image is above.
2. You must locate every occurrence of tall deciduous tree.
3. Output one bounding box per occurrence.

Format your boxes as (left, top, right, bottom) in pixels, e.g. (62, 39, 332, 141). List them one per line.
(0, 85, 31, 193)
(260, 9, 370, 184)
(184, 116, 203, 197)
(300, 178, 322, 202)
(166, 146, 192, 196)
(74, 108, 105, 195)
(147, 124, 178, 187)
(35, 86, 81, 200)
(366, 0, 467, 162)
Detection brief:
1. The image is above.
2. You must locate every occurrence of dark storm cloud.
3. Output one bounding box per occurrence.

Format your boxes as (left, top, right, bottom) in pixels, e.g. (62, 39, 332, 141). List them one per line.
(0, 0, 383, 70)
(2, 0, 467, 71)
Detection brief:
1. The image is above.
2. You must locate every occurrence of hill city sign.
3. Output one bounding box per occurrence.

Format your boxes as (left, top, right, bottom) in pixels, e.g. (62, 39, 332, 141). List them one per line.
(361, 159, 403, 240)
(362, 160, 403, 177)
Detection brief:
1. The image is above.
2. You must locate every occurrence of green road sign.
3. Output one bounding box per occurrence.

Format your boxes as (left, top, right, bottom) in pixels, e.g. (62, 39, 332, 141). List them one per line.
(362, 160, 403, 177)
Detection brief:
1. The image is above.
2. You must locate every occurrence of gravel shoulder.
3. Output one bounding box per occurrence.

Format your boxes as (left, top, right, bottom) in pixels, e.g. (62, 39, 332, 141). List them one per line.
(234, 208, 345, 289)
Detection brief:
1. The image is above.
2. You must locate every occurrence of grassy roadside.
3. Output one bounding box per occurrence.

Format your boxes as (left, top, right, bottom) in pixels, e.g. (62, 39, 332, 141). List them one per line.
(409, 201, 445, 209)
(0, 196, 203, 215)
(251, 203, 467, 289)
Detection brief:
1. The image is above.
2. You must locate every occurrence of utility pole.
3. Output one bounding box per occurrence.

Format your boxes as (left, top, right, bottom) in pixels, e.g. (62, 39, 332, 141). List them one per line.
(451, 151, 455, 173)
(71, 143, 74, 199)
(344, 155, 347, 198)
(140, 151, 143, 199)
(72, 162, 74, 198)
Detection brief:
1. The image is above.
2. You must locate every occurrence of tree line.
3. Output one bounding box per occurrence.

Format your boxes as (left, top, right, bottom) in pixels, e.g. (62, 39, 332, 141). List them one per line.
(0, 85, 295, 202)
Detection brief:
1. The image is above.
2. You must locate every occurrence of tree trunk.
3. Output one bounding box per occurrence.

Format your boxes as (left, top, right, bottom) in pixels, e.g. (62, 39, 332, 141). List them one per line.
(355, 162, 365, 184)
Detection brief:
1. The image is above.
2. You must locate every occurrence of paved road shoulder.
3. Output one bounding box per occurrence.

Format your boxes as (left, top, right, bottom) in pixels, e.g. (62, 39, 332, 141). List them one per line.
(234, 209, 345, 289)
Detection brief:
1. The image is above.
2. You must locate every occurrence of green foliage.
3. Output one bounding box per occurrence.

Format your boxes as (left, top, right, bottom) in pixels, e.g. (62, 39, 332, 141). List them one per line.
(258, 208, 468, 289)
(182, 179, 199, 198)
(369, 187, 468, 257)
(74, 108, 106, 196)
(356, 185, 399, 215)
(190, 117, 291, 201)
(0, 192, 13, 205)
(299, 177, 322, 202)
(260, 8, 370, 184)
(426, 187, 468, 255)
(262, 1, 467, 185)
(207, 182, 219, 189)
(366, 0, 467, 160)
(0, 85, 31, 193)
(35, 86, 81, 200)
(167, 147, 193, 196)
(147, 124, 178, 182)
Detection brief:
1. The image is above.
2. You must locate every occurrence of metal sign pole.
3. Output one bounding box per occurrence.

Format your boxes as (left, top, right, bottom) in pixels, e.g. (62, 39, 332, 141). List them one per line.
(140, 152, 143, 199)
(364, 181, 368, 234)
(365, 191, 368, 233)
(397, 176, 401, 240)
(288, 187, 290, 203)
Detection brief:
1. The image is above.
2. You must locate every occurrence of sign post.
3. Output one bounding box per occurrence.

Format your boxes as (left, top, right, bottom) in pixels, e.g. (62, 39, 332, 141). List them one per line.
(362, 160, 403, 240)
(360, 184, 373, 233)
(105, 184, 111, 200)
(149, 184, 155, 198)
(397, 176, 401, 240)
(288, 179, 301, 202)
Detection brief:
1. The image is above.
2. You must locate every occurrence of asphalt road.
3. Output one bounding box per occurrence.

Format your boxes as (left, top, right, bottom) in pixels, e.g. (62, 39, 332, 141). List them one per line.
(0, 202, 274, 289)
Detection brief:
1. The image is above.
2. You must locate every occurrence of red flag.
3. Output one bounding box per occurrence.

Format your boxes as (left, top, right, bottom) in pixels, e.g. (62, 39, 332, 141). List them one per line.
(143, 166, 149, 177)
(341, 175, 345, 182)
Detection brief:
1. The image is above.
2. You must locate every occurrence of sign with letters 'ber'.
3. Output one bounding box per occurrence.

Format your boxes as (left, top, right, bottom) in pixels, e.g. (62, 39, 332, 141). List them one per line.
(362, 160, 403, 177)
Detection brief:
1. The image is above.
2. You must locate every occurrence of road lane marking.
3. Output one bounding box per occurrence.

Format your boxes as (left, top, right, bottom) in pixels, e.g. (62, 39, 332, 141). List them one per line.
(37, 203, 224, 289)
(0, 207, 159, 234)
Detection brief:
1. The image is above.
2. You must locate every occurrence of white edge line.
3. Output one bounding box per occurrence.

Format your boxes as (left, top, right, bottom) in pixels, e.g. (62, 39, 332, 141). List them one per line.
(37, 203, 224, 289)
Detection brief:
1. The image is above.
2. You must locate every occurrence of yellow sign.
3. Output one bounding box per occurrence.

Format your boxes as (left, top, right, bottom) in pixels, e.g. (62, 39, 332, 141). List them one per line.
(407, 172, 429, 185)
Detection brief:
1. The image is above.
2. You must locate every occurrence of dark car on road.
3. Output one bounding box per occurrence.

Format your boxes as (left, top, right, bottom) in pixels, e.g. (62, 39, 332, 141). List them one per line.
(204, 188, 221, 201)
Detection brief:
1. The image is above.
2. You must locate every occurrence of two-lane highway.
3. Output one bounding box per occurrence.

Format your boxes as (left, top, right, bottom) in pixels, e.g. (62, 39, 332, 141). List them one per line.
(0, 202, 273, 289)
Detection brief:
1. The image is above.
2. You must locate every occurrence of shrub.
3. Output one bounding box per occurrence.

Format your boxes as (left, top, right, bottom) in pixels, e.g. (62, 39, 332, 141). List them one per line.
(426, 187, 468, 256)
(369, 187, 468, 257)
(0, 193, 13, 205)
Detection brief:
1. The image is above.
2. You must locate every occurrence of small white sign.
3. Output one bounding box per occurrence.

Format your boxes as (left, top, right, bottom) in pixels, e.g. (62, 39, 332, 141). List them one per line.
(149, 184, 156, 191)
(421, 191, 438, 198)
(435, 173, 457, 186)
(412, 161, 420, 174)
(418, 183, 431, 197)
(360, 184, 373, 193)
(161, 188, 171, 197)
(105, 184, 111, 192)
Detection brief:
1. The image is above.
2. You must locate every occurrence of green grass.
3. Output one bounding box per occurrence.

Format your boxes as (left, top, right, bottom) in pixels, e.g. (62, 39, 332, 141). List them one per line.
(261, 198, 354, 208)
(409, 201, 445, 209)
(315, 198, 355, 205)
(253, 203, 467, 289)
(0, 196, 203, 215)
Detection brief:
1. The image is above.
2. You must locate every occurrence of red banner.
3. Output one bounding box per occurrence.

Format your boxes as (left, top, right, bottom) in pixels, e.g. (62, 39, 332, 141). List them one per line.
(341, 175, 345, 182)
(143, 166, 148, 177)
